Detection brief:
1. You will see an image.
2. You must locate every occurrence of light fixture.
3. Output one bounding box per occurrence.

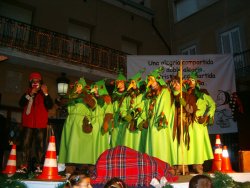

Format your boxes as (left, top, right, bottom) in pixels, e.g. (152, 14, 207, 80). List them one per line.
(56, 72, 70, 96)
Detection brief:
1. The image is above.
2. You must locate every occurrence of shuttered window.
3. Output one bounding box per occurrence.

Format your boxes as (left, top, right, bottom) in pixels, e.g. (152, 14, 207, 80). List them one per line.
(122, 39, 138, 55)
(181, 45, 197, 55)
(220, 27, 242, 54)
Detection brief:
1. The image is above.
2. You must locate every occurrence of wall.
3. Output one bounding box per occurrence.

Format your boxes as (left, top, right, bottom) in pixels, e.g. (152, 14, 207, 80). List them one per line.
(171, 0, 250, 54)
(0, 61, 79, 109)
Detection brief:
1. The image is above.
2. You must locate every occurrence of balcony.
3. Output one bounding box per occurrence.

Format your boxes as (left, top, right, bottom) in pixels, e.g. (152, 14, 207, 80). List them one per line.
(0, 16, 127, 78)
(233, 49, 250, 91)
(1, 16, 250, 88)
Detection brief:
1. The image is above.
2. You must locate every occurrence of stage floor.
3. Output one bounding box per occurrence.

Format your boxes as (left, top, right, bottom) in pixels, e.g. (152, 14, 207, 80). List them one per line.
(22, 172, 250, 188)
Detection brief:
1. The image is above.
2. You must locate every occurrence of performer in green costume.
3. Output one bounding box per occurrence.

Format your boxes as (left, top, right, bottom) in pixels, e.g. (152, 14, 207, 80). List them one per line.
(120, 69, 147, 152)
(185, 71, 215, 174)
(91, 80, 113, 163)
(144, 67, 176, 165)
(111, 71, 128, 147)
(58, 78, 96, 168)
(169, 72, 195, 174)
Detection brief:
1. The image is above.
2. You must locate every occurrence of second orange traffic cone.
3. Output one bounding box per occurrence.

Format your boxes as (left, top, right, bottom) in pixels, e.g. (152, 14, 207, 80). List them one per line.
(36, 136, 63, 180)
(211, 134, 223, 172)
(221, 145, 234, 173)
(2, 144, 16, 175)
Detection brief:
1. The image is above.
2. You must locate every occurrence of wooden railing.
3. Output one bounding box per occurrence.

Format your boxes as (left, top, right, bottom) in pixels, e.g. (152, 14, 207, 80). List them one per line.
(0, 16, 127, 74)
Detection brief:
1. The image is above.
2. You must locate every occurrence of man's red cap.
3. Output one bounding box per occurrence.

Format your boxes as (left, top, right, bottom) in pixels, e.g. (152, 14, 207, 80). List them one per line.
(29, 72, 42, 81)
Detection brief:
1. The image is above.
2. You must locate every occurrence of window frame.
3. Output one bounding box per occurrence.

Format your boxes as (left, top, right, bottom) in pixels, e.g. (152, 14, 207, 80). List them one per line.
(173, 0, 218, 22)
(180, 44, 197, 55)
(219, 26, 242, 54)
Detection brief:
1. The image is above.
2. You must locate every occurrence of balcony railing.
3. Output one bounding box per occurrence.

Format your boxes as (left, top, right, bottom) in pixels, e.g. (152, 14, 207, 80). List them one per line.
(233, 49, 250, 81)
(0, 16, 127, 74)
(1, 16, 250, 82)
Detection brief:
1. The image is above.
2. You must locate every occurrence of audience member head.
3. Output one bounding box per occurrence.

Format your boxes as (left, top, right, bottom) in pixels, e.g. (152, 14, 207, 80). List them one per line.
(65, 170, 92, 188)
(104, 177, 127, 188)
(189, 174, 212, 188)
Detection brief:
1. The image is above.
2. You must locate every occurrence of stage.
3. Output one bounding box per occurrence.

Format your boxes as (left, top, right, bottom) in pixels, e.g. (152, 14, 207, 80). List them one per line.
(22, 172, 250, 188)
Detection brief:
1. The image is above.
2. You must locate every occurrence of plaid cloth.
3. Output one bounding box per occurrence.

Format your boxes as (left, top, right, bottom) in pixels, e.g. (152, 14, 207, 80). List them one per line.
(91, 146, 178, 186)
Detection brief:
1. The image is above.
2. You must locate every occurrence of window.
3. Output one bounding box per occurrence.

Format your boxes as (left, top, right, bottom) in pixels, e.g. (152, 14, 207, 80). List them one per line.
(174, 0, 218, 22)
(181, 45, 197, 55)
(121, 39, 138, 55)
(219, 27, 242, 54)
(0, 2, 32, 24)
(220, 27, 245, 77)
(0, 2, 32, 46)
(101, 0, 154, 20)
(68, 22, 91, 42)
(133, 0, 151, 8)
(67, 20, 92, 60)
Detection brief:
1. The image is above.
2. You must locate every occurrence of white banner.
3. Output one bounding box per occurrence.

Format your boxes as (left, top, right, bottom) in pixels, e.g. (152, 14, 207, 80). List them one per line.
(127, 54, 237, 134)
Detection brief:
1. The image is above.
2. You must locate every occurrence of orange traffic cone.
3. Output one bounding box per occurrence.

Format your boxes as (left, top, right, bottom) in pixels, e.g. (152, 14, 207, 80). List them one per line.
(2, 144, 16, 174)
(37, 136, 63, 180)
(211, 134, 223, 172)
(221, 145, 234, 173)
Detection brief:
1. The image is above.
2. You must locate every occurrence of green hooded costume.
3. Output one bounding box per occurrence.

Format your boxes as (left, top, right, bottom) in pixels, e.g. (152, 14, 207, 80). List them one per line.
(120, 69, 147, 152)
(91, 79, 113, 163)
(111, 71, 128, 147)
(186, 92, 215, 165)
(144, 67, 177, 165)
(185, 71, 215, 168)
(169, 72, 193, 173)
(58, 77, 96, 164)
(174, 71, 215, 173)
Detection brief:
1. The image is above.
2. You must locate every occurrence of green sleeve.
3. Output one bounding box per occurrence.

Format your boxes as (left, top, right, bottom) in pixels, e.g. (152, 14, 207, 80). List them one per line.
(196, 93, 216, 117)
(204, 94, 216, 117)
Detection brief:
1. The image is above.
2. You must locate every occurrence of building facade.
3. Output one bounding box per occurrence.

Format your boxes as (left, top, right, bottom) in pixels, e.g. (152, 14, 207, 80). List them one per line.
(1, 0, 250, 170)
(0, 0, 171, 108)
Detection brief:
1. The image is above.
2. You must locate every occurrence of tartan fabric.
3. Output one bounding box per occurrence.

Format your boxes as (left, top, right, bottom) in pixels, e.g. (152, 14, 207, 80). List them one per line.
(91, 146, 178, 186)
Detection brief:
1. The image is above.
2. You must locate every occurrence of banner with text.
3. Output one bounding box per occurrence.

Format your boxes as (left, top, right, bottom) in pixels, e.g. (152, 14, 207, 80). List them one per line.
(127, 54, 237, 134)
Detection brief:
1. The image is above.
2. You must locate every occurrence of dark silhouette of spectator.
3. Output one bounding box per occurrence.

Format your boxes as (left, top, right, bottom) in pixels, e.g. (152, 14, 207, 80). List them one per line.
(104, 177, 127, 188)
(189, 174, 212, 188)
(65, 170, 92, 188)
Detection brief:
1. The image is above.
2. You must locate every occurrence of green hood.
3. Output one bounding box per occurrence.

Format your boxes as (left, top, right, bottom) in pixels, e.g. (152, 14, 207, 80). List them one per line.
(189, 71, 198, 80)
(91, 79, 109, 96)
(116, 70, 126, 81)
(128, 68, 145, 89)
(147, 67, 166, 86)
(78, 77, 87, 88)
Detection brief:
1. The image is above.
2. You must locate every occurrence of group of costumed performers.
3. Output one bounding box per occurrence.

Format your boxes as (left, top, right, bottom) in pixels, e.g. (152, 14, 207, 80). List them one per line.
(58, 67, 216, 175)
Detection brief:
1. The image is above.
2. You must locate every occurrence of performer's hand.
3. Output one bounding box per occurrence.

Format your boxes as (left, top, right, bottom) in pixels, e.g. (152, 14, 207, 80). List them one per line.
(208, 116, 214, 126)
(197, 115, 208, 124)
(41, 84, 48, 95)
(136, 107, 142, 113)
(179, 97, 186, 106)
(138, 120, 148, 130)
(124, 114, 133, 122)
(30, 87, 39, 95)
